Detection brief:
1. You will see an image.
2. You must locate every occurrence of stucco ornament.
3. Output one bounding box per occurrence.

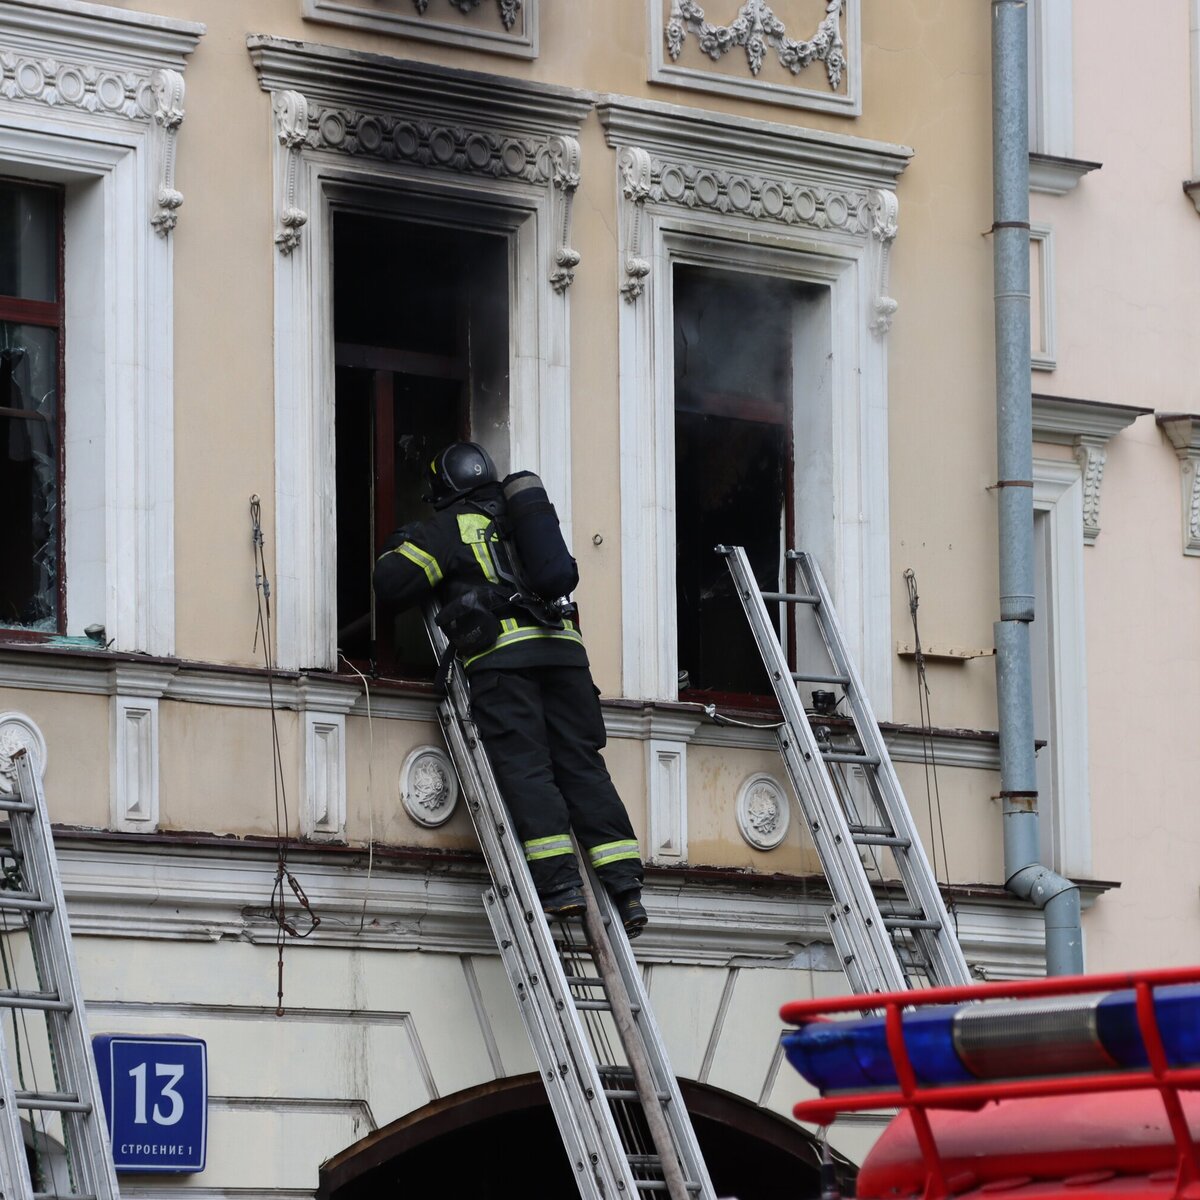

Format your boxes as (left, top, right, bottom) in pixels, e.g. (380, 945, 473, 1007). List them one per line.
(413, 0, 522, 29)
(735, 773, 790, 851)
(666, 0, 846, 87)
(401, 746, 459, 828)
(0, 713, 47, 798)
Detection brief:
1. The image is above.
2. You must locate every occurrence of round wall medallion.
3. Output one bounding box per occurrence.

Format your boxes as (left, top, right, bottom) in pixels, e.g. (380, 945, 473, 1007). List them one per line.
(400, 746, 458, 829)
(0, 713, 47, 798)
(735, 773, 790, 851)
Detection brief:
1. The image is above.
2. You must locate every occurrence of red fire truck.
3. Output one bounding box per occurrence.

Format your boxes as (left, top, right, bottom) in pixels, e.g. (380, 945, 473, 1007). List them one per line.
(780, 966, 1200, 1200)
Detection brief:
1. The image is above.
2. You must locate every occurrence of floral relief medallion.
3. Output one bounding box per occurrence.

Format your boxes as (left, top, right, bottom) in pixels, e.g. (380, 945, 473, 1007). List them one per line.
(736, 772, 790, 851)
(400, 746, 459, 828)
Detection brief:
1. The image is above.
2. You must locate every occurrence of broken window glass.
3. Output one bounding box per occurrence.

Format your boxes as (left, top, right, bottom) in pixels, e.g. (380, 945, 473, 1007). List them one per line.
(674, 264, 801, 698)
(0, 179, 62, 634)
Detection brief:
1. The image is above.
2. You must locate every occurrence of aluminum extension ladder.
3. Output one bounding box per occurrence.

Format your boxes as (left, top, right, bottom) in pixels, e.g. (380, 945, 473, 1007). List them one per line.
(718, 546, 971, 994)
(0, 750, 120, 1199)
(426, 613, 716, 1200)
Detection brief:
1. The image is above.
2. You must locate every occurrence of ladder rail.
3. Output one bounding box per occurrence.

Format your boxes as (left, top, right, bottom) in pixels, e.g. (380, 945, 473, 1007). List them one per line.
(7, 751, 121, 1199)
(718, 546, 908, 993)
(719, 545, 971, 993)
(427, 612, 714, 1200)
(790, 552, 971, 988)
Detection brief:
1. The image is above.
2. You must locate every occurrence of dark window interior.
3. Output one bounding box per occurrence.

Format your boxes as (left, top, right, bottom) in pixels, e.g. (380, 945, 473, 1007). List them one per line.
(333, 212, 509, 677)
(0, 179, 64, 634)
(674, 264, 801, 699)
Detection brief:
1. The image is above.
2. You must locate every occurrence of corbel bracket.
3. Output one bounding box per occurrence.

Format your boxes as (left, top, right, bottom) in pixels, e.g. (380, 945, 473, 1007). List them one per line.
(617, 146, 652, 303)
(868, 188, 898, 336)
(150, 69, 186, 236)
(548, 134, 581, 293)
(1071, 436, 1106, 545)
(273, 89, 310, 255)
(1158, 414, 1200, 556)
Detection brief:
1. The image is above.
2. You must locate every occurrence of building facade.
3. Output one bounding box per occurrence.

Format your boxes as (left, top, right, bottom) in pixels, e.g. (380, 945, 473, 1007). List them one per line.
(0, 0, 1197, 1194)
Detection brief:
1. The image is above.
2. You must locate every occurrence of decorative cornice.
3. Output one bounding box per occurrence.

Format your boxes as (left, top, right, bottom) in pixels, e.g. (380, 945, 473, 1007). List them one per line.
(598, 96, 910, 192)
(51, 838, 1051, 976)
(0, 1, 204, 75)
(248, 36, 590, 137)
(1028, 152, 1101, 196)
(1184, 177, 1200, 217)
(249, 35, 591, 284)
(1157, 414, 1200, 556)
(1033, 394, 1149, 545)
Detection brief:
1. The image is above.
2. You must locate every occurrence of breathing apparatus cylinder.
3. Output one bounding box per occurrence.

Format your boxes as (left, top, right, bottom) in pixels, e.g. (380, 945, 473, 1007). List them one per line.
(501, 472, 578, 601)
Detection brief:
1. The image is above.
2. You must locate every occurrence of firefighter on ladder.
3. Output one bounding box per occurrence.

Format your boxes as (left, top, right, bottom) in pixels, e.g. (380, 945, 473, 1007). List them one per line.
(373, 441, 648, 937)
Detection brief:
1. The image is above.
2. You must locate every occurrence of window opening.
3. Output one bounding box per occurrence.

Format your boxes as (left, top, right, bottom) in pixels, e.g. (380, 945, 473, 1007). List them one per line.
(673, 264, 812, 701)
(0, 178, 64, 635)
(333, 211, 510, 677)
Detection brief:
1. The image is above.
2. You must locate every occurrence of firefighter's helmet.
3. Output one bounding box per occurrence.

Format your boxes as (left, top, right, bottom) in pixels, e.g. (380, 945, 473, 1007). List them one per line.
(425, 441, 497, 508)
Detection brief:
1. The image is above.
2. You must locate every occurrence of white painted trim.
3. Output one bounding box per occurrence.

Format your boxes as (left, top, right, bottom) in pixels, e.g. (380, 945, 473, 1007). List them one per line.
(301, 711, 346, 838)
(301, 0, 539, 59)
(1027, 0, 1073, 158)
(54, 840, 1048, 975)
(250, 43, 589, 669)
(648, 0, 862, 116)
(111, 694, 159, 831)
(647, 738, 687, 863)
(0, 3, 201, 654)
(1030, 223, 1056, 372)
(1032, 459, 1091, 878)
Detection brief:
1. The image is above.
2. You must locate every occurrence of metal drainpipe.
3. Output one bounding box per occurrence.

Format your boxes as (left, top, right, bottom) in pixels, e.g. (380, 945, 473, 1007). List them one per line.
(991, 0, 1083, 975)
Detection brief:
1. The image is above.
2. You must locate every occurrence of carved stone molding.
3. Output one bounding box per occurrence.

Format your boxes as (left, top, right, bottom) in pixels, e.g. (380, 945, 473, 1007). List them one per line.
(868, 188, 898, 336)
(665, 0, 845, 86)
(250, 38, 592, 288)
(548, 133, 581, 292)
(1158, 415, 1200, 556)
(735, 772, 790, 851)
(618, 146, 652, 302)
(272, 89, 309, 255)
(651, 0, 860, 115)
(0, 711, 46, 798)
(400, 746, 458, 828)
(150, 69, 185, 236)
(1032, 395, 1150, 546)
(302, 0, 538, 59)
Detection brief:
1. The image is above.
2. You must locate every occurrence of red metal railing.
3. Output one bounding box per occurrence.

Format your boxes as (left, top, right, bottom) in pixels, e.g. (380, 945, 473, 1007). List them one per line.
(780, 965, 1200, 1200)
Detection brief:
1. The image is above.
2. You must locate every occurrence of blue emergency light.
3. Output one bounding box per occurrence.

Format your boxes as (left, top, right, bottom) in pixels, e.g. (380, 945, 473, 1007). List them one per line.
(783, 983, 1200, 1093)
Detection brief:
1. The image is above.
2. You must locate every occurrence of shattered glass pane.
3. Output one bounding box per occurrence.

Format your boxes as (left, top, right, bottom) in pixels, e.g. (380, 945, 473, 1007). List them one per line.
(0, 180, 57, 304)
(674, 265, 796, 696)
(0, 322, 59, 630)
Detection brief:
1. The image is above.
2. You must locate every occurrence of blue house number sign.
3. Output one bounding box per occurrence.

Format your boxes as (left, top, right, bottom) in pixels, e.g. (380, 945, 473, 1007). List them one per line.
(92, 1035, 207, 1173)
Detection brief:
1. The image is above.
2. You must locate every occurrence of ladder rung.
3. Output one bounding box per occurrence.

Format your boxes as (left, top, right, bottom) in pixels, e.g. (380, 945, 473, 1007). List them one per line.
(605, 1088, 670, 1102)
(15, 1090, 91, 1114)
(0, 989, 70, 1012)
(847, 823, 894, 837)
(566, 976, 606, 988)
(760, 591, 819, 605)
(821, 750, 880, 765)
(627, 1154, 664, 1168)
(576, 998, 641, 1013)
(883, 917, 942, 932)
(0, 799, 34, 813)
(35, 1194, 97, 1200)
(793, 672, 850, 685)
(636, 1183, 702, 1193)
(852, 833, 910, 848)
(0, 891, 52, 912)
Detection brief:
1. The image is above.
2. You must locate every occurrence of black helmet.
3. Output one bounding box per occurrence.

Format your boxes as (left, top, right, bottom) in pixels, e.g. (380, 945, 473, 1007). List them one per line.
(425, 441, 497, 508)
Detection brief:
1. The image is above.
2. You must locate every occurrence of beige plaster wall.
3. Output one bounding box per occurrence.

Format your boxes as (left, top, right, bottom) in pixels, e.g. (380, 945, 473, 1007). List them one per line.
(0, 688, 108, 828)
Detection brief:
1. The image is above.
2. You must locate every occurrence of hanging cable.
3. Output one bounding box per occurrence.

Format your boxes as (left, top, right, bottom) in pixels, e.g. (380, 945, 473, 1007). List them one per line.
(903, 568, 956, 937)
(251, 496, 320, 1017)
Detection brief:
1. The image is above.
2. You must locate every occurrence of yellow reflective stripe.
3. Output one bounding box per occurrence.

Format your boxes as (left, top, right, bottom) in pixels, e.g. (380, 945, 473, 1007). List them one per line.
(463, 624, 584, 668)
(501, 617, 519, 634)
(588, 840, 641, 867)
(394, 543, 442, 587)
(524, 835, 575, 862)
(457, 514, 499, 583)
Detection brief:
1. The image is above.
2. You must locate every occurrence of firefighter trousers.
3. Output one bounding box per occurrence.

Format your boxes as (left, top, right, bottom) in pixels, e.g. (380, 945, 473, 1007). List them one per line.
(468, 664, 644, 901)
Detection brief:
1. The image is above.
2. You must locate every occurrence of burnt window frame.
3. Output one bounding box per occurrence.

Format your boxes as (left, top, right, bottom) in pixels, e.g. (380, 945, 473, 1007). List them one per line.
(672, 261, 807, 710)
(0, 176, 66, 639)
(330, 205, 514, 682)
